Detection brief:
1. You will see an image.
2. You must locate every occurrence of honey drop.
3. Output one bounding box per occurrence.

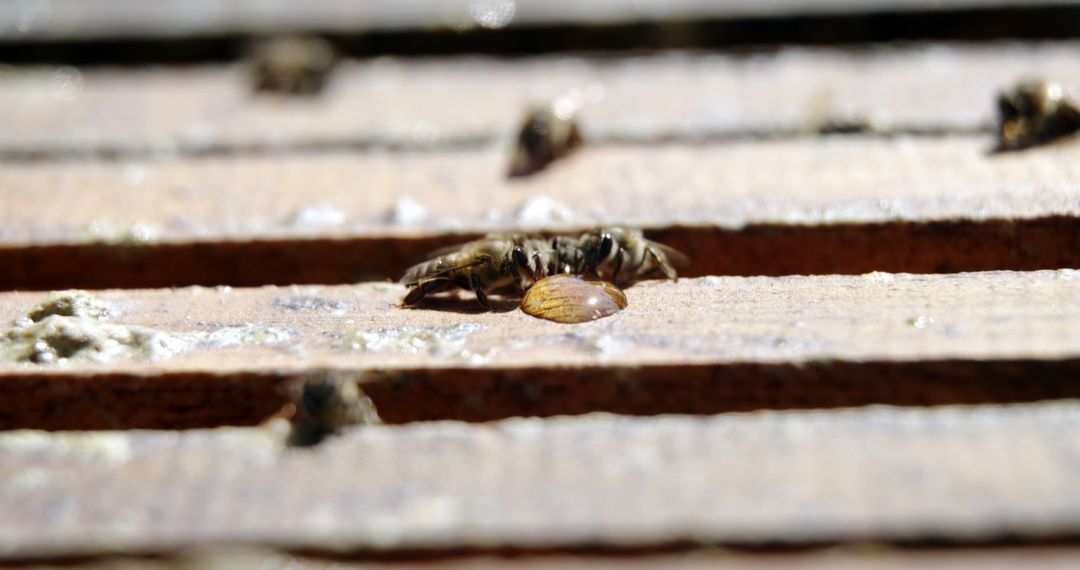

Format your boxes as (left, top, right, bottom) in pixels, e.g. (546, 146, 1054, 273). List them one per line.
(521, 275, 627, 324)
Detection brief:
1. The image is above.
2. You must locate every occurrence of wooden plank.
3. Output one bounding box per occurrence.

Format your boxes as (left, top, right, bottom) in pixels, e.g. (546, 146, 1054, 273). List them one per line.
(3, 135, 1080, 288)
(5, 44, 1080, 155)
(3, 0, 1080, 40)
(9, 136, 1080, 243)
(3, 402, 1080, 559)
(1, 271, 1079, 430)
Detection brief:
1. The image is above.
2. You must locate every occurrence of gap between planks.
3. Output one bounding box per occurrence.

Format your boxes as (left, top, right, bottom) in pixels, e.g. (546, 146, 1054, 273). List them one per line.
(1, 271, 1079, 430)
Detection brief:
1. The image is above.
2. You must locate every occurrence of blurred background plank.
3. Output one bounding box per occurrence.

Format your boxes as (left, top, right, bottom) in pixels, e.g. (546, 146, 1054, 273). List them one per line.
(4, 402, 1080, 559)
(19, 548, 1080, 570)
(3, 0, 1080, 41)
(4, 44, 1080, 156)
(2, 271, 1079, 429)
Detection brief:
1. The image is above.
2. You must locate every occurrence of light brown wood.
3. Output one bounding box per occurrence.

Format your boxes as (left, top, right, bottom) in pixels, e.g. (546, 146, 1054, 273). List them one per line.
(1, 271, 1079, 429)
(3, 135, 1080, 288)
(8, 135, 1080, 244)
(4, 44, 1080, 154)
(2, 401, 1080, 559)
(7, 136, 1080, 244)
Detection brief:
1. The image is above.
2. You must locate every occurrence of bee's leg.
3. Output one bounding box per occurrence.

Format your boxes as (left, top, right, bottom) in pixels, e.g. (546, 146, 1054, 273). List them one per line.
(611, 248, 625, 284)
(533, 252, 547, 279)
(551, 236, 570, 274)
(470, 274, 492, 309)
(648, 247, 678, 281)
(452, 274, 471, 290)
(402, 280, 449, 306)
(507, 260, 524, 286)
(511, 246, 532, 286)
(598, 233, 614, 260)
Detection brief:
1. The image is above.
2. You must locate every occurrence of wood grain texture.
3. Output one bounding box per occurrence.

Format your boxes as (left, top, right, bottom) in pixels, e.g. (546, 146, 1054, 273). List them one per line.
(4, 44, 1080, 154)
(3, 401, 1080, 559)
(1, 271, 1079, 429)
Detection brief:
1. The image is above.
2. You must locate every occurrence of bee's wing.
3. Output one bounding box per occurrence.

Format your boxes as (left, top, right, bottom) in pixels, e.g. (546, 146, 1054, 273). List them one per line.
(400, 254, 490, 285)
(424, 234, 518, 258)
(650, 241, 690, 267)
(425, 243, 471, 258)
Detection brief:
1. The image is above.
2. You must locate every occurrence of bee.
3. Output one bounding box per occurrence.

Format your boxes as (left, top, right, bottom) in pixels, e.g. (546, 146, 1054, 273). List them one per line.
(996, 80, 1080, 151)
(400, 228, 687, 309)
(287, 372, 381, 447)
(400, 234, 560, 308)
(576, 227, 687, 288)
(508, 106, 583, 178)
(250, 35, 336, 96)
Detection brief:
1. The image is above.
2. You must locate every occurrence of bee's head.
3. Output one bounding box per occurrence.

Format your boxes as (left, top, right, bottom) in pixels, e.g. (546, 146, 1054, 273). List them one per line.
(1000, 82, 1061, 121)
(584, 231, 614, 268)
(299, 376, 344, 420)
(506, 245, 537, 282)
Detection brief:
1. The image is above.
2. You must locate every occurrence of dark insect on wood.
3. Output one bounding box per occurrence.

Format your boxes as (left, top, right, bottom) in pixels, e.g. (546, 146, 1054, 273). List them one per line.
(576, 228, 688, 288)
(508, 106, 583, 177)
(400, 228, 685, 309)
(996, 80, 1080, 151)
(287, 372, 381, 447)
(399, 235, 556, 309)
(250, 36, 337, 96)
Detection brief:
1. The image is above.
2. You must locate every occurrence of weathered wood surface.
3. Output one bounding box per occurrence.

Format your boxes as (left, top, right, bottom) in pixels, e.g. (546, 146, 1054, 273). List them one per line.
(3, 402, 1080, 560)
(1, 271, 1078, 429)
(4, 44, 1080, 155)
(3, 135, 1080, 288)
(9, 136, 1080, 243)
(3, 0, 1079, 40)
(7, 44, 1080, 288)
(9, 135, 1080, 243)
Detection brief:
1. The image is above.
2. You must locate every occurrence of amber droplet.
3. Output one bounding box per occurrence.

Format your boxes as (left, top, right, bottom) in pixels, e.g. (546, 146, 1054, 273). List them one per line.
(521, 275, 627, 324)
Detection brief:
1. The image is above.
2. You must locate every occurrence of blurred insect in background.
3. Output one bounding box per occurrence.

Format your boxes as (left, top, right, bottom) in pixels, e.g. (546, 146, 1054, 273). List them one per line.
(287, 372, 381, 447)
(508, 106, 583, 177)
(996, 80, 1080, 151)
(250, 36, 337, 96)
